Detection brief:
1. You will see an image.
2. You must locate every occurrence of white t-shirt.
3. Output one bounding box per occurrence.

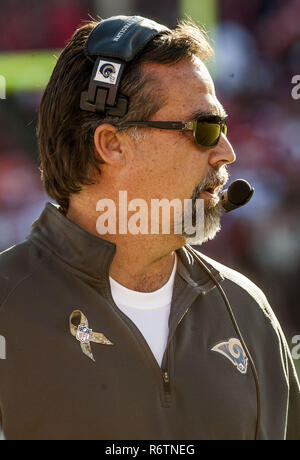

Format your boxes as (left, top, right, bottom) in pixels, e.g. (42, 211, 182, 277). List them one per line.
(109, 254, 177, 367)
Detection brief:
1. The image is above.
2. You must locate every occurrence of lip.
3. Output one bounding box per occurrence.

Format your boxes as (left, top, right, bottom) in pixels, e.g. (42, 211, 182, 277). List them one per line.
(198, 185, 223, 200)
(199, 190, 220, 200)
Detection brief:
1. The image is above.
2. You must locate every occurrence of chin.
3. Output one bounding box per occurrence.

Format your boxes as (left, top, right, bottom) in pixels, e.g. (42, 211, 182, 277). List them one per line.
(185, 222, 221, 245)
(182, 200, 222, 246)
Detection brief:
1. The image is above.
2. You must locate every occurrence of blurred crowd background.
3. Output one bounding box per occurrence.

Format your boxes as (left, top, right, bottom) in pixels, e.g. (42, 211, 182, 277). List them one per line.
(0, 0, 299, 371)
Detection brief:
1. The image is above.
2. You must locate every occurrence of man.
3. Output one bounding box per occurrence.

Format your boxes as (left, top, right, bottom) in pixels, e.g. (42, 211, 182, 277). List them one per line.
(0, 16, 299, 440)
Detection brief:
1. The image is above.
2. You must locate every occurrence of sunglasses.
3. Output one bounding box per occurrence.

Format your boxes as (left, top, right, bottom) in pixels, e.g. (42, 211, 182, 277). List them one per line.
(116, 115, 228, 149)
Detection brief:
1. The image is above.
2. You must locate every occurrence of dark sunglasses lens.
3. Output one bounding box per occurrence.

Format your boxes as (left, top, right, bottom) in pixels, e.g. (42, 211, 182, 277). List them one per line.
(195, 122, 222, 147)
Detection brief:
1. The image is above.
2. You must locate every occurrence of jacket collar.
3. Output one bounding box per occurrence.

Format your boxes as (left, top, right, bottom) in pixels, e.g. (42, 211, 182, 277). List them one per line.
(29, 202, 116, 280)
(28, 202, 223, 291)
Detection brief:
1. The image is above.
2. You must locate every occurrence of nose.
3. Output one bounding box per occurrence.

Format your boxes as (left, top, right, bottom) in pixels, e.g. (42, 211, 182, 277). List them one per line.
(208, 133, 236, 168)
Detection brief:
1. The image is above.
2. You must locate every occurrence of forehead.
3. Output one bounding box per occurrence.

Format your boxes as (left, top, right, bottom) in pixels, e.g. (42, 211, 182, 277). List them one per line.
(147, 57, 225, 120)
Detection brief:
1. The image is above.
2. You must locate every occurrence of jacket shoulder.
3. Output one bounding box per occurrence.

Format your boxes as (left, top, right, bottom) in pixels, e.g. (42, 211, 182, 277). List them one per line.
(0, 240, 42, 309)
(198, 251, 300, 409)
(197, 251, 279, 324)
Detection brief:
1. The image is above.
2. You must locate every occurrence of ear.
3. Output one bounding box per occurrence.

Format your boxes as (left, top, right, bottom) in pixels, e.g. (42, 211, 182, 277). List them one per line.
(94, 124, 125, 167)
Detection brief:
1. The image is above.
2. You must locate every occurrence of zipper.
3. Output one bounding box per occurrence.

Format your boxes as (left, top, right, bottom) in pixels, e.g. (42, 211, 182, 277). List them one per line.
(160, 305, 192, 406)
(163, 371, 171, 393)
(161, 370, 172, 407)
(102, 290, 173, 405)
(102, 276, 194, 408)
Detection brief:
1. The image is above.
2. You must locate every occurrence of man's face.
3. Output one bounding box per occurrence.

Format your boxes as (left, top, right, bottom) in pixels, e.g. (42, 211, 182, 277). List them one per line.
(121, 56, 236, 244)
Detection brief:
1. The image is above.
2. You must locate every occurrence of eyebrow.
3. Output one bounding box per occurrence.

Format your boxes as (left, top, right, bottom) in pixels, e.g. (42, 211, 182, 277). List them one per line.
(186, 107, 228, 121)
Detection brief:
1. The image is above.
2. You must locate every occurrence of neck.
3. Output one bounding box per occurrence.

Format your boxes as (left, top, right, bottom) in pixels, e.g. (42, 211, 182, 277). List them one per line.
(109, 239, 177, 292)
(67, 194, 184, 292)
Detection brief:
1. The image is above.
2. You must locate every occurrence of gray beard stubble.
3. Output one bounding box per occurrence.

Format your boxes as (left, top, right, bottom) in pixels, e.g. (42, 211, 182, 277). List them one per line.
(184, 168, 229, 245)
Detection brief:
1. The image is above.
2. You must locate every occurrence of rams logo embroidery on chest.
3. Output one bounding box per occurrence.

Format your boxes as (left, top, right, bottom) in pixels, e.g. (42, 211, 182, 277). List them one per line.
(211, 338, 248, 375)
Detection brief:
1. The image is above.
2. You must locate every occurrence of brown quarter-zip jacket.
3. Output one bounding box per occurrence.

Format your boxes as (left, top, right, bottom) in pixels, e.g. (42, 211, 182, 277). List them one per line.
(0, 202, 299, 440)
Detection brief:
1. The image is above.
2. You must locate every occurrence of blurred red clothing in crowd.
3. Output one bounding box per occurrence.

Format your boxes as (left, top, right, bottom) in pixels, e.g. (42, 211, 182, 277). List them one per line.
(0, 0, 89, 51)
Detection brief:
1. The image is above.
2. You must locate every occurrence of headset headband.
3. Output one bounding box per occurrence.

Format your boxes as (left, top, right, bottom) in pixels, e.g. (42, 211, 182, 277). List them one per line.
(80, 16, 169, 117)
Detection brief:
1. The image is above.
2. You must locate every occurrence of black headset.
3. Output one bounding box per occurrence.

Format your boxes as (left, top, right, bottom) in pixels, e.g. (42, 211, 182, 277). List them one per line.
(80, 15, 168, 117)
(80, 15, 260, 440)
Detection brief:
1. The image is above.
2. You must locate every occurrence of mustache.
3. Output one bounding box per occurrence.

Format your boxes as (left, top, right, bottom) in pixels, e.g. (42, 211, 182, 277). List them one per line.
(191, 167, 229, 201)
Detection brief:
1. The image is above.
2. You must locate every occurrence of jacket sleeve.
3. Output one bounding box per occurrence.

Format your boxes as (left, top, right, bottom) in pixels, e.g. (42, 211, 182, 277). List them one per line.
(0, 425, 3, 440)
(281, 332, 300, 440)
(255, 285, 300, 440)
(202, 253, 300, 439)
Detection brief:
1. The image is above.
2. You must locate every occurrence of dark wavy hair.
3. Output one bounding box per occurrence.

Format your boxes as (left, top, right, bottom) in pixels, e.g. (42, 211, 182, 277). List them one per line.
(37, 19, 213, 214)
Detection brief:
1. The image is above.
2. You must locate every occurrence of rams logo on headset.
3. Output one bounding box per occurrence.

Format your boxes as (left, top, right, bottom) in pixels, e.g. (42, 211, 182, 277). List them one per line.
(100, 63, 116, 79)
(94, 60, 121, 85)
(211, 338, 248, 375)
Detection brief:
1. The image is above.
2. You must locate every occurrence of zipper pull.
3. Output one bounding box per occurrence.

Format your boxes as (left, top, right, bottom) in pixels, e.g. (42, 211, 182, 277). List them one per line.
(163, 371, 170, 392)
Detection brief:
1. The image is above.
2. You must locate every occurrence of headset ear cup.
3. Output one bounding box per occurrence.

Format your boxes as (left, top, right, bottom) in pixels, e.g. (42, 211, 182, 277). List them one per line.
(80, 16, 169, 115)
